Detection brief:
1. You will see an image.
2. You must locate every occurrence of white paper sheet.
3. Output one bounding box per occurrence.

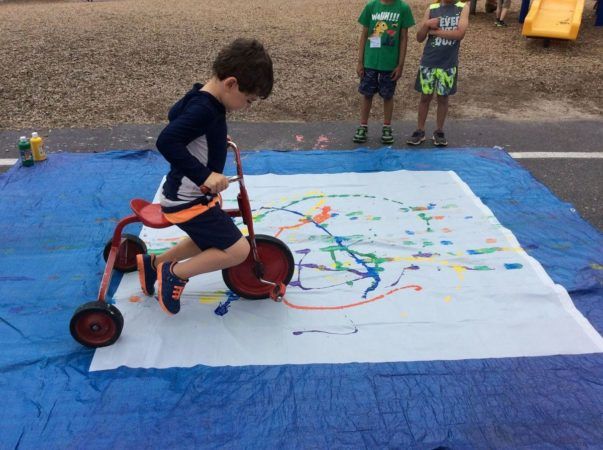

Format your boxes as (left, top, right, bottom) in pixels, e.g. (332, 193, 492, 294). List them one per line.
(90, 171, 603, 371)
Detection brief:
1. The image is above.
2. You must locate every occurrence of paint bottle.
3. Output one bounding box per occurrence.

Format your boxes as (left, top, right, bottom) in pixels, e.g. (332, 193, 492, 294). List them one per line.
(30, 132, 47, 161)
(18, 136, 34, 167)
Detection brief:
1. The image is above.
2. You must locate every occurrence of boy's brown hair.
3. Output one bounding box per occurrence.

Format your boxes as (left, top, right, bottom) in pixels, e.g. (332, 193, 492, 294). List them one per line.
(212, 38, 274, 99)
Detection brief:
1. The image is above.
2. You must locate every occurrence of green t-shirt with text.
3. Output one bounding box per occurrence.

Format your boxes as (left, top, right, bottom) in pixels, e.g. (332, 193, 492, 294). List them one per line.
(358, 0, 415, 71)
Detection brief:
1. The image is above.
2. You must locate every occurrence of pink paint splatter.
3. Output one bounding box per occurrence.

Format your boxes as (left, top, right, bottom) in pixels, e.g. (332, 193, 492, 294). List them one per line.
(295, 134, 304, 143)
(314, 135, 330, 149)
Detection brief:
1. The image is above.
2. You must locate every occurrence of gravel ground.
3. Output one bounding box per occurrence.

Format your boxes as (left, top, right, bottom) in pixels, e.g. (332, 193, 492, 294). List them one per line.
(1, 0, 601, 129)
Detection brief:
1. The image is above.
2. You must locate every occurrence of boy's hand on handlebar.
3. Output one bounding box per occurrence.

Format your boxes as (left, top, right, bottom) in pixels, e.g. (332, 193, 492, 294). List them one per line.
(202, 172, 229, 194)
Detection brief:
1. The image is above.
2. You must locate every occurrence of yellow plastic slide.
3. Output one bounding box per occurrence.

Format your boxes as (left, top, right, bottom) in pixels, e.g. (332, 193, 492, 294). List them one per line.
(522, 0, 585, 40)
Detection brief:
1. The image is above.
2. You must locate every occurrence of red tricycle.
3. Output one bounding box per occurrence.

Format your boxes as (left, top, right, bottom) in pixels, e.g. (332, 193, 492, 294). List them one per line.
(70, 140, 295, 348)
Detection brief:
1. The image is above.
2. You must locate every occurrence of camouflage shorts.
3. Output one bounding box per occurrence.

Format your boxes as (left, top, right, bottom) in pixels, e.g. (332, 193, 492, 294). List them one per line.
(359, 68, 398, 100)
(414, 66, 458, 96)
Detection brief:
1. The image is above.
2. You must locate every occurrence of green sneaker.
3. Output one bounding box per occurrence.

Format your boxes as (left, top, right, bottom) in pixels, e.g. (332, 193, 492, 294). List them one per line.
(353, 126, 368, 143)
(381, 125, 394, 145)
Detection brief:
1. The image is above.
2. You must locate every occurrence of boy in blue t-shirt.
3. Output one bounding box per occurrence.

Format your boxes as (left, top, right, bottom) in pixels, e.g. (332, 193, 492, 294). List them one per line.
(136, 39, 273, 316)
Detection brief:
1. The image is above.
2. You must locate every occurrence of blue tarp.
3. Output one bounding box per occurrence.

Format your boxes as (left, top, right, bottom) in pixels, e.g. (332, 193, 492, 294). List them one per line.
(1, 148, 602, 448)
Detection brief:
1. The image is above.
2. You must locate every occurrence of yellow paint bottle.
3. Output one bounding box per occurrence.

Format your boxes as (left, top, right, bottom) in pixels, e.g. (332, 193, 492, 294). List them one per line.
(30, 132, 47, 161)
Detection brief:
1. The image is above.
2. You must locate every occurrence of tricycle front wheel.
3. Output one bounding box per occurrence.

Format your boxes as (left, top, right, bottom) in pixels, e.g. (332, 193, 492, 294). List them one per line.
(222, 235, 294, 300)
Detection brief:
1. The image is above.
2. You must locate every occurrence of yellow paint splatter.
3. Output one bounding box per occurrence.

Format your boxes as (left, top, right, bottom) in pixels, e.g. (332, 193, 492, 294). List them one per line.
(198, 292, 226, 304)
(444, 295, 452, 302)
(451, 265, 466, 281)
(305, 198, 325, 216)
(400, 311, 409, 318)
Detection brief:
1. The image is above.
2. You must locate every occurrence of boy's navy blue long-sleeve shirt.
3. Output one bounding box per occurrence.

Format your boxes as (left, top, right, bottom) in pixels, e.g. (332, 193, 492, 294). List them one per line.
(156, 83, 227, 213)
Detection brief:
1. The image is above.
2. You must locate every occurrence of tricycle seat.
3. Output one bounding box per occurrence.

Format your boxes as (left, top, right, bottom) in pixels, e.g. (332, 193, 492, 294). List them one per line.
(130, 199, 172, 228)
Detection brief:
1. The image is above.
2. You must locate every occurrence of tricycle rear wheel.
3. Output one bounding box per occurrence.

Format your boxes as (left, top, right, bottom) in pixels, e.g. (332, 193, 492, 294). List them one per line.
(103, 234, 146, 273)
(70, 301, 124, 348)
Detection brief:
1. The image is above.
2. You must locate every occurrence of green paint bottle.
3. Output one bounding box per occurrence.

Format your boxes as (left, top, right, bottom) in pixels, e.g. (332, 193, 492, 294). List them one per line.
(18, 136, 34, 167)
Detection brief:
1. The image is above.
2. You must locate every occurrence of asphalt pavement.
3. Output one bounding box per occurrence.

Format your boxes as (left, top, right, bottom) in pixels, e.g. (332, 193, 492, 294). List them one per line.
(1, 119, 601, 230)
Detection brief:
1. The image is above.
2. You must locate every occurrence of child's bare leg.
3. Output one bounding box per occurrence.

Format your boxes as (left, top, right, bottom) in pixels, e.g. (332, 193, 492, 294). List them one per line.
(155, 237, 201, 266)
(172, 236, 250, 280)
(418, 93, 432, 130)
(383, 97, 394, 124)
(436, 95, 449, 131)
(360, 95, 373, 124)
(499, 7, 508, 21)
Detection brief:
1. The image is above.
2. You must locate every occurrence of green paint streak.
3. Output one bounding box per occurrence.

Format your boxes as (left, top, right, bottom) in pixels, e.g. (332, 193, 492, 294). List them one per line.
(418, 212, 432, 228)
(467, 247, 502, 255)
(148, 248, 169, 255)
(320, 245, 387, 273)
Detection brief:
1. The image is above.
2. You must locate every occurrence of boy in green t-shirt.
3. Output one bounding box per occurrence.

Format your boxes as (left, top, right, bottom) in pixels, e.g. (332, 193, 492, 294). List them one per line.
(354, 0, 415, 145)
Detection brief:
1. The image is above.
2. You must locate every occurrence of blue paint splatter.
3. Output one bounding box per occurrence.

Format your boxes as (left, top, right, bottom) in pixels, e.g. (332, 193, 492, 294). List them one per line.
(440, 240, 453, 245)
(405, 230, 415, 235)
(214, 291, 241, 316)
(504, 263, 523, 270)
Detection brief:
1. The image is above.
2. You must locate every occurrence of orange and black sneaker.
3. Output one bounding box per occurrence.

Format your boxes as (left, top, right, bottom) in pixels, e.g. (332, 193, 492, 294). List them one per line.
(157, 262, 188, 315)
(136, 254, 157, 296)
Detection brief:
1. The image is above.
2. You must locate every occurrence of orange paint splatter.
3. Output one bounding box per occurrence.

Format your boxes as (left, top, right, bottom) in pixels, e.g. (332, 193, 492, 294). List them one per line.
(129, 295, 142, 303)
(283, 285, 422, 310)
(275, 206, 332, 237)
(434, 216, 444, 220)
(486, 238, 497, 243)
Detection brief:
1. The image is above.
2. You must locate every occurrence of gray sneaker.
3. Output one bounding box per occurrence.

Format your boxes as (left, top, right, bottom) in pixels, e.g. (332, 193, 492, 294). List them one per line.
(432, 130, 448, 147)
(406, 129, 426, 146)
